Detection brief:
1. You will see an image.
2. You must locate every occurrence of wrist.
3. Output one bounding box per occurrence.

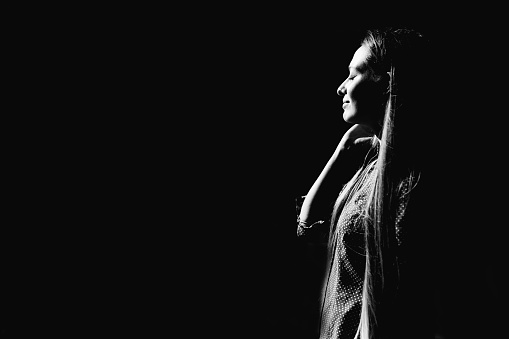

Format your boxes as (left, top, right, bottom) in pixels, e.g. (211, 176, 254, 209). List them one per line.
(296, 216, 325, 237)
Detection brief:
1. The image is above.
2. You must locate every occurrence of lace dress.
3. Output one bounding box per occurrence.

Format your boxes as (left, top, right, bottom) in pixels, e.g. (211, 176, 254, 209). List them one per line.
(318, 162, 376, 339)
(317, 161, 410, 338)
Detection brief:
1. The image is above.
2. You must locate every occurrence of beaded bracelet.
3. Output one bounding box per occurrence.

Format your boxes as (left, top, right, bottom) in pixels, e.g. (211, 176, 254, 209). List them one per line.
(296, 217, 325, 236)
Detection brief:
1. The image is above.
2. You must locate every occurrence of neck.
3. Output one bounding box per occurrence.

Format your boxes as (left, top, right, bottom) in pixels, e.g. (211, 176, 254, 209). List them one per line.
(362, 123, 382, 140)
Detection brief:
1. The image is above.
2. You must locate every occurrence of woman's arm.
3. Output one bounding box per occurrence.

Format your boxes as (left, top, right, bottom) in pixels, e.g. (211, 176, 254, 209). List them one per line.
(298, 124, 374, 225)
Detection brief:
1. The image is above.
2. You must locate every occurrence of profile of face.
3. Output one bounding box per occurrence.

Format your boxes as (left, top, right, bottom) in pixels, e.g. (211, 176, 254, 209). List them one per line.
(337, 45, 388, 131)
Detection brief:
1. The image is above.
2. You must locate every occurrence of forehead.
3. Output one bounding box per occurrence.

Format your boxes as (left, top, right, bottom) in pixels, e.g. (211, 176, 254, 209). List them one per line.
(349, 45, 370, 71)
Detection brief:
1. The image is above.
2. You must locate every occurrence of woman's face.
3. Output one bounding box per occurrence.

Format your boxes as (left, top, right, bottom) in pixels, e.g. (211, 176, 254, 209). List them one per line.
(338, 45, 387, 131)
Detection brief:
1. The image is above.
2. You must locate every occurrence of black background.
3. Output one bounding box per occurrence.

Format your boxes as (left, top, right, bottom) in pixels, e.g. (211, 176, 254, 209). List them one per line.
(3, 5, 506, 339)
(200, 12, 506, 339)
(195, 13, 505, 339)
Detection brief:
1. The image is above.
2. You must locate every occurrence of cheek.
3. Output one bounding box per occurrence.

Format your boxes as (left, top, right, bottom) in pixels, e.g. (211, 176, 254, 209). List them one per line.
(351, 79, 379, 102)
(351, 81, 386, 111)
(346, 82, 387, 123)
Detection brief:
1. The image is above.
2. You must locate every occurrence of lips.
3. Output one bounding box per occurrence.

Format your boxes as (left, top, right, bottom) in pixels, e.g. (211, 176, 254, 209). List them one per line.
(342, 102, 350, 110)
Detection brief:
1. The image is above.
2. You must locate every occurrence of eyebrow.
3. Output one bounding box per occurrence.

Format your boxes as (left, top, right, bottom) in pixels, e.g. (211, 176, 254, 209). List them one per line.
(348, 64, 366, 72)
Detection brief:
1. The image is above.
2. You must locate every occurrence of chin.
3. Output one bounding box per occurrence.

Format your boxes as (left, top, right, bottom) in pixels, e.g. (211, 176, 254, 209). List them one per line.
(342, 110, 357, 124)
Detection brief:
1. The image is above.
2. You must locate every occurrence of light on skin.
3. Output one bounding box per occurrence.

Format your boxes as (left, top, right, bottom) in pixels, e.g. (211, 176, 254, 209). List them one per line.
(337, 45, 388, 137)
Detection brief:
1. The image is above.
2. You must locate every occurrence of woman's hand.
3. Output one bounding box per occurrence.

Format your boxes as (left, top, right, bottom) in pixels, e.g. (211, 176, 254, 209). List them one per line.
(336, 124, 375, 155)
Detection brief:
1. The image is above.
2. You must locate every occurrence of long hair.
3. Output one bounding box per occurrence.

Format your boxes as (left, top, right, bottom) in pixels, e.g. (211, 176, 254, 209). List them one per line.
(329, 28, 434, 339)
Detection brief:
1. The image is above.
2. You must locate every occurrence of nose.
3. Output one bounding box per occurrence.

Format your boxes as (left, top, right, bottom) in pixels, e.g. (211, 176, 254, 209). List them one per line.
(337, 79, 347, 96)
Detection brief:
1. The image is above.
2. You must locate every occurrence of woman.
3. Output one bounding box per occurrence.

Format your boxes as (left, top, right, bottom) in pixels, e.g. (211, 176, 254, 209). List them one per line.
(297, 28, 438, 338)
